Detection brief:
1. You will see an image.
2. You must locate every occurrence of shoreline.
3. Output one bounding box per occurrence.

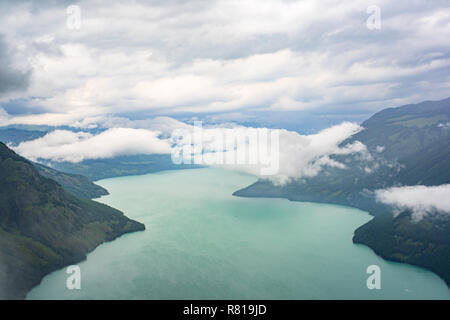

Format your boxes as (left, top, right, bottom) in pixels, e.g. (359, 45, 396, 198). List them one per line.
(232, 190, 450, 288)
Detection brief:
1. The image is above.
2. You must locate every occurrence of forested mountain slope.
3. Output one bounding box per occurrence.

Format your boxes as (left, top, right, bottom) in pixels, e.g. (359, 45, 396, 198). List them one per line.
(0, 142, 145, 299)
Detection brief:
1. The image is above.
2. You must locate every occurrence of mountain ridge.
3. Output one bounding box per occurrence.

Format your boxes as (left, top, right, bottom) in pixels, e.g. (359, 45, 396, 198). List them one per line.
(234, 97, 450, 285)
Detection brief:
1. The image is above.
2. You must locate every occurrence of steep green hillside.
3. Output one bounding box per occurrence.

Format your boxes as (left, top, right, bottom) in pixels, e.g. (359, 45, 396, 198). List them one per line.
(234, 97, 450, 285)
(43, 154, 201, 181)
(0, 142, 145, 299)
(34, 163, 108, 199)
(353, 211, 450, 286)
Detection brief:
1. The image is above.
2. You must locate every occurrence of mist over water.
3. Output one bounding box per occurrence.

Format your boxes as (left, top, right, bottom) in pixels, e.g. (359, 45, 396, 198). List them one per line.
(28, 168, 450, 299)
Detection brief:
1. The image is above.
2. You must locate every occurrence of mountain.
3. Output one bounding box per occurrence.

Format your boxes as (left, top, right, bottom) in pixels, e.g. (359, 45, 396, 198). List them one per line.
(353, 211, 450, 286)
(234, 97, 450, 285)
(0, 127, 109, 199)
(33, 163, 109, 199)
(0, 126, 200, 182)
(0, 128, 47, 146)
(0, 142, 145, 299)
(41, 154, 201, 181)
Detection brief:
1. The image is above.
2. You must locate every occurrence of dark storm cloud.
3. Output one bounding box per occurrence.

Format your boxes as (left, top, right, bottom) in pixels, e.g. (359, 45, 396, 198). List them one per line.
(0, 35, 31, 96)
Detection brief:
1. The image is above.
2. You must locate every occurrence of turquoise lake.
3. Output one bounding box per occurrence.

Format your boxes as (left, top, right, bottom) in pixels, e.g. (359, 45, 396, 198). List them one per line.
(27, 168, 450, 299)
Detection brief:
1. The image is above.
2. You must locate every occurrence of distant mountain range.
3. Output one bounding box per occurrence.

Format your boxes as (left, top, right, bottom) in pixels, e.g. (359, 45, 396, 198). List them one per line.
(234, 98, 450, 285)
(0, 142, 145, 299)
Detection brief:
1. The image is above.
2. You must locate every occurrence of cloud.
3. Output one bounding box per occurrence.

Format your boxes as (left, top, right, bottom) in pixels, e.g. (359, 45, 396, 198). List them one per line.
(0, 107, 9, 126)
(71, 115, 192, 136)
(375, 184, 450, 221)
(438, 122, 450, 129)
(0, 1, 449, 125)
(13, 127, 172, 163)
(12, 116, 365, 183)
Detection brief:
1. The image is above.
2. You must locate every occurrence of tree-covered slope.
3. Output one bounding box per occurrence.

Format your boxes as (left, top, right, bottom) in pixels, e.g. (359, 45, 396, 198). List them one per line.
(0, 126, 200, 182)
(33, 163, 109, 199)
(346, 98, 450, 161)
(0, 142, 145, 299)
(236, 98, 450, 202)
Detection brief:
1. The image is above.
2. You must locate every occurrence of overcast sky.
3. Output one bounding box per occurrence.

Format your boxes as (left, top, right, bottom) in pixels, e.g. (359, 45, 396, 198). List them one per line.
(0, 0, 449, 130)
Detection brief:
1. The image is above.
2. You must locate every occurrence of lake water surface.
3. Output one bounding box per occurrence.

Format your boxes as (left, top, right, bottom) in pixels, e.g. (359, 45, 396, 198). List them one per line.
(28, 168, 450, 299)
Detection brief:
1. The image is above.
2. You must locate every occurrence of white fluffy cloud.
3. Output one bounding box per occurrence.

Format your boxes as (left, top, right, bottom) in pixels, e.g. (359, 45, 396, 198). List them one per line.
(171, 120, 366, 183)
(71, 115, 192, 136)
(13, 127, 171, 162)
(262, 122, 365, 183)
(438, 122, 450, 129)
(375, 184, 450, 221)
(12, 117, 365, 183)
